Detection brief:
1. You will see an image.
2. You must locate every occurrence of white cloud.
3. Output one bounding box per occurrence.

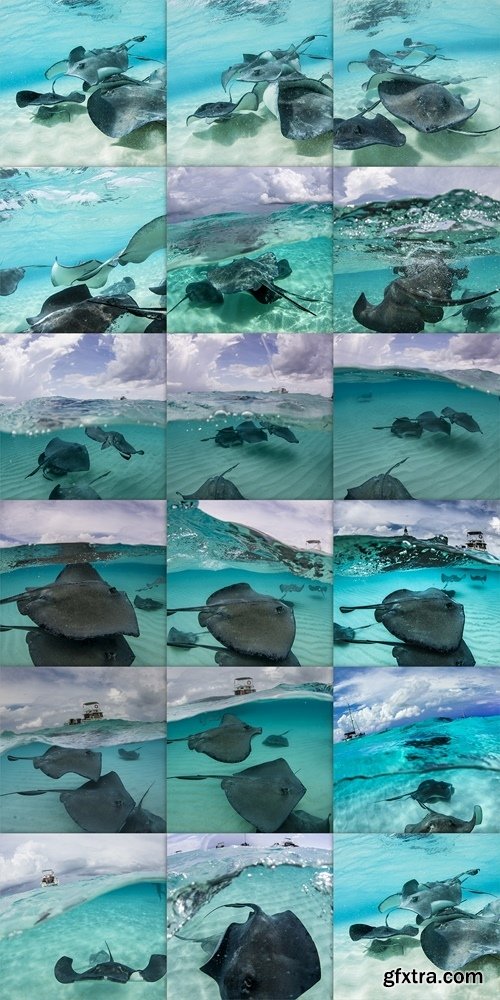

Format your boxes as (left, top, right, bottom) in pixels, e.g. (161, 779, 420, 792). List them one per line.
(0, 500, 165, 547)
(197, 500, 333, 552)
(342, 168, 398, 204)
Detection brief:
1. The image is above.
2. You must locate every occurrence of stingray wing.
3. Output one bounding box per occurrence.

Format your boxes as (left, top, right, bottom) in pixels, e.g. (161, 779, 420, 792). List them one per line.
(222, 758, 305, 831)
(60, 771, 135, 832)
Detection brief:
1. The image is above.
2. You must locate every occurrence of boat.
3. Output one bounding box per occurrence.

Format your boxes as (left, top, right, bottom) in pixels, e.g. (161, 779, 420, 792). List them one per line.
(67, 701, 104, 725)
(234, 677, 256, 696)
(41, 869, 58, 887)
(462, 530, 487, 551)
(343, 704, 365, 741)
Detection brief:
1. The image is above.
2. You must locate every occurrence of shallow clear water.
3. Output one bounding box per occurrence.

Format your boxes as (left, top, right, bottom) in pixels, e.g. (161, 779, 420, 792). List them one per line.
(334, 189, 500, 333)
(334, 714, 500, 833)
(0, 397, 166, 500)
(334, 0, 500, 166)
(1, 0, 165, 165)
(334, 368, 500, 500)
(0, 169, 166, 333)
(167, 202, 333, 334)
(167, 391, 332, 499)
(334, 833, 500, 999)
(167, 0, 332, 166)
(167, 691, 332, 832)
(168, 844, 332, 999)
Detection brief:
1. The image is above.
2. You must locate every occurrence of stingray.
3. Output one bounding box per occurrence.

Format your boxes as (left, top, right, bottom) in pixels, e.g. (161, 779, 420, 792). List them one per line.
(168, 583, 296, 661)
(7, 745, 102, 780)
(339, 588, 465, 653)
(441, 573, 464, 584)
(373, 418, 423, 438)
(51, 215, 165, 288)
(235, 421, 268, 444)
(201, 428, 243, 449)
(134, 595, 163, 611)
(404, 803, 482, 834)
(273, 809, 330, 834)
(170, 758, 305, 832)
(441, 408, 482, 433)
(334, 622, 375, 642)
(471, 574, 486, 582)
(349, 923, 419, 942)
(377, 76, 499, 134)
(25, 438, 90, 479)
(420, 900, 500, 971)
(176, 465, 245, 500)
(385, 780, 454, 805)
(262, 731, 290, 747)
(16, 88, 85, 108)
(379, 868, 480, 919)
(87, 67, 166, 137)
(416, 410, 451, 434)
(260, 422, 299, 443)
(167, 713, 262, 763)
(24, 630, 136, 666)
(280, 584, 304, 594)
(118, 783, 166, 832)
(84, 425, 145, 458)
(60, 771, 136, 831)
(101, 276, 136, 297)
(348, 48, 395, 73)
(199, 902, 321, 1000)
(168, 280, 224, 313)
(334, 112, 406, 148)
(391, 640, 476, 665)
(46, 35, 147, 85)
(344, 458, 414, 499)
(25, 286, 165, 334)
(54, 944, 166, 983)
(265, 75, 333, 140)
(220, 34, 324, 89)
(187, 87, 261, 125)
(0, 563, 139, 640)
(353, 273, 497, 333)
(1, 267, 27, 296)
(118, 747, 143, 760)
(214, 649, 301, 667)
(49, 471, 111, 500)
(167, 627, 199, 647)
(308, 584, 327, 593)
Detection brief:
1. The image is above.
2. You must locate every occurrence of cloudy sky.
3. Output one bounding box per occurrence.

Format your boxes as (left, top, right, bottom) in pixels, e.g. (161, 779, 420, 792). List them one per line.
(334, 167, 500, 205)
(168, 167, 332, 220)
(334, 500, 500, 557)
(197, 500, 333, 552)
(168, 666, 332, 707)
(168, 333, 332, 396)
(0, 500, 166, 547)
(0, 334, 166, 405)
(334, 333, 500, 375)
(334, 668, 500, 741)
(1, 668, 166, 732)
(167, 834, 330, 854)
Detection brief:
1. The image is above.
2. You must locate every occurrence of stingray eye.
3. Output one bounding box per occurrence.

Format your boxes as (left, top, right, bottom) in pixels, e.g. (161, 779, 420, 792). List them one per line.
(275, 605, 284, 614)
(409, 895, 419, 903)
(76, 62, 86, 70)
(241, 974, 256, 996)
(109, 587, 117, 594)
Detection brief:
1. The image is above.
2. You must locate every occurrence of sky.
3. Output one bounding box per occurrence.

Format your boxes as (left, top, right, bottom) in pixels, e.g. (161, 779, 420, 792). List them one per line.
(334, 668, 500, 741)
(1, 668, 166, 732)
(334, 500, 500, 557)
(167, 834, 330, 854)
(334, 333, 500, 375)
(0, 334, 166, 405)
(168, 333, 332, 396)
(334, 167, 500, 205)
(0, 500, 166, 547)
(167, 666, 332, 707)
(168, 167, 332, 220)
(197, 500, 333, 553)
(0, 834, 166, 892)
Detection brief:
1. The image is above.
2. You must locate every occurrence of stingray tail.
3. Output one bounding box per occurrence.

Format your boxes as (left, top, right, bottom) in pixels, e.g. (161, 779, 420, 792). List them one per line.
(7, 754, 35, 760)
(167, 294, 189, 315)
(89, 472, 112, 486)
(25, 462, 45, 478)
(447, 123, 500, 136)
(274, 287, 317, 316)
(385, 792, 411, 801)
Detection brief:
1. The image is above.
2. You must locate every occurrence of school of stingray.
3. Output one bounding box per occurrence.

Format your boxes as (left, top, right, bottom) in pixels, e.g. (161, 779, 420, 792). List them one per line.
(0, 215, 166, 333)
(348, 868, 500, 973)
(185, 33, 332, 144)
(167, 712, 330, 833)
(0, 562, 165, 666)
(14, 35, 165, 142)
(2, 742, 165, 833)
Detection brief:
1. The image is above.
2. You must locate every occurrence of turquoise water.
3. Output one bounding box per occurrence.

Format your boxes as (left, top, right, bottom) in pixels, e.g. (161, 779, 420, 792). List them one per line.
(1, 0, 165, 165)
(0, 544, 166, 667)
(334, 368, 500, 500)
(334, 0, 500, 166)
(0, 169, 166, 333)
(334, 834, 500, 999)
(167, 202, 333, 334)
(168, 844, 332, 999)
(0, 397, 166, 500)
(167, 0, 332, 165)
(167, 391, 333, 500)
(167, 691, 332, 832)
(334, 189, 500, 333)
(334, 714, 500, 833)
(0, 876, 166, 1000)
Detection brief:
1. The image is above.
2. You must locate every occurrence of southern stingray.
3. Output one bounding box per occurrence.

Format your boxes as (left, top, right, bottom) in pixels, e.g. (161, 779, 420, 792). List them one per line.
(51, 215, 166, 288)
(169, 757, 306, 832)
(235, 421, 268, 443)
(416, 411, 451, 434)
(25, 285, 165, 334)
(343, 457, 413, 499)
(404, 803, 483, 834)
(373, 418, 423, 438)
(23, 630, 136, 666)
(2, 771, 136, 832)
(7, 745, 101, 780)
(260, 421, 299, 443)
(376, 74, 500, 135)
(45, 35, 148, 86)
(220, 34, 327, 89)
(134, 595, 164, 610)
(187, 87, 261, 125)
(0, 563, 139, 640)
(441, 574, 464, 584)
(1, 267, 27, 296)
(280, 584, 304, 594)
(16, 88, 85, 109)
(378, 868, 480, 919)
(391, 640, 476, 665)
(49, 472, 111, 499)
(273, 809, 330, 833)
(167, 713, 262, 763)
(385, 780, 454, 806)
(420, 899, 500, 971)
(54, 944, 166, 983)
(334, 622, 375, 643)
(87, 67, 166, 138)
(262, 731, 289, 747)
(198, 902, 321, 999)
(263, 75, 333, 140)
(168, 627, 199, 647)
(441, 408, 482, 433)
(85, 425, 145, 459)
(25, 438, 90, 479)
(214, 649, 301, 666)
(167, 582, 296, 661)
(176, 465, 246, 500)
(119, 784, 166, 832)
(334, 112, 405, 148)
(118, 747, 143, 760)
(349, 922, 419, 941)
(339, 588, 465, 653)
(199, 428, 243, 449)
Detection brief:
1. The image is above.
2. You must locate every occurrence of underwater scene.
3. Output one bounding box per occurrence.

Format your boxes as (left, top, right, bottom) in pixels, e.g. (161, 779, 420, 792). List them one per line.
(167, 390, 332, 500)
(0, 169, 166, 334)
(1, 0, 165, 166)
(168, 839, 332, 1000)
(334, 833, 500, 999)
(334, 368, 500, 500)
(167, 681, 332, 833)
(167, 501, 333, 667)
(0, 397, 166, 501)
(167, 0, 332, 166)
(334, 0, 500, 166)
(0, 837, 166, 1000)
(334, 184, 500, 334)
